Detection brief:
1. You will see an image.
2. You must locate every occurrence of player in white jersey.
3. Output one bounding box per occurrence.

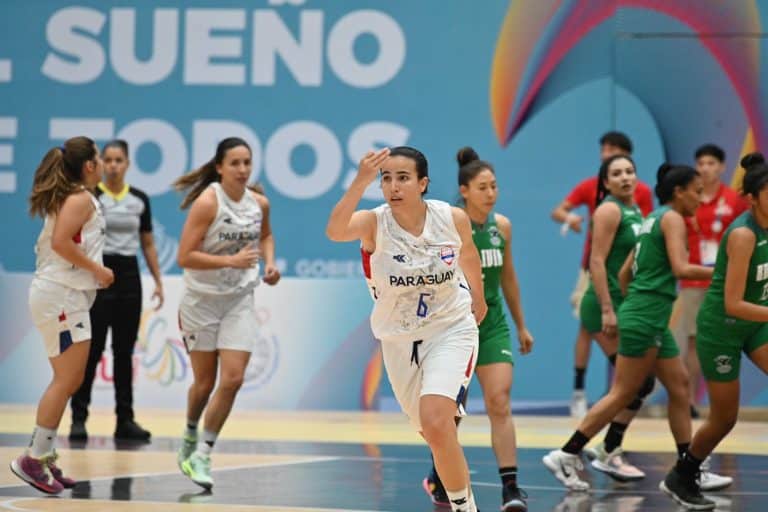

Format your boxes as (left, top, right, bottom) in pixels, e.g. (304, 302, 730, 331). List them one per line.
(11, 136, 113, 495)
(174, 137, 280, 490)
(327, 146, 487, 512)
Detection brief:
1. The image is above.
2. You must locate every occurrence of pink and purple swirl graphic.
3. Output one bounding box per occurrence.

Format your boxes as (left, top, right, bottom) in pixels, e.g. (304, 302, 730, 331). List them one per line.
(491, 0, 766, 183)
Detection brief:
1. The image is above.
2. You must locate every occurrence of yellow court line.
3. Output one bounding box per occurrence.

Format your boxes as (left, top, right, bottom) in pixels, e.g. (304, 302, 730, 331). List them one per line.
(0, 406, 766, 456)
(0, 497, 385, 512)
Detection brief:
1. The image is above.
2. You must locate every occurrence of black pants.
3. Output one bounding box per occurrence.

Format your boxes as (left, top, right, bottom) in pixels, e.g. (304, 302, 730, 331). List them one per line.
(71, 254, 142, 424)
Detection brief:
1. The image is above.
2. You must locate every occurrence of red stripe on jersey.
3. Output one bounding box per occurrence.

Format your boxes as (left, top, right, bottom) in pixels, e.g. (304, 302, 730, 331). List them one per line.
(72, 229, 82, 244)
(58, 311, 67, 322)
(464, 347, 475, 377)
(360, 248, 372, 279)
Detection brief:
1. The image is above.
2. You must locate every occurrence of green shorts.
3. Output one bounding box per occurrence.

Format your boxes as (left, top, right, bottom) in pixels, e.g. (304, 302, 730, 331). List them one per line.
(617, 292, 679, 359)
(580, 289, 622, 334)
(697, 317, 768, 382)
(477, 303, 514, 366)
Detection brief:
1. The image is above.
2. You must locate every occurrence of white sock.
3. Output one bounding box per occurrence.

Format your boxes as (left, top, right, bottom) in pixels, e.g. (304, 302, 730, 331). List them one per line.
(184, 419, 198, 439)
(29, 426, 56, 458)
(196, 429, 218, 456)
(446, 487, 476, 512)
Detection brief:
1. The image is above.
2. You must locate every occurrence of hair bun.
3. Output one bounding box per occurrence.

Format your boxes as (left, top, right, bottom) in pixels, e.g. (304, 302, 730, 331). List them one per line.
(741, 152, 765, 172)
(656, 162, 673, 182)
(456, 146, 479, 167)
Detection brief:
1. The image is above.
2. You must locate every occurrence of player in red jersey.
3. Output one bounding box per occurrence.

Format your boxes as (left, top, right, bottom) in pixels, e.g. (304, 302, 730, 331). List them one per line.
(673, 144, 747, 417)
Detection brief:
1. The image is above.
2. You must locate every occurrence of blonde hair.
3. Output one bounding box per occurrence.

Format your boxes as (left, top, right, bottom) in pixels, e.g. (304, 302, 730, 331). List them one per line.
(28, 136, 96, 217)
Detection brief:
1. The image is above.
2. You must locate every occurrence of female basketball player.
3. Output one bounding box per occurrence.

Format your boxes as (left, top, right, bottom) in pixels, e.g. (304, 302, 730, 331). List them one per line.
(662, 153, 768, 510)
(543, 164, 730, 494)
(12, 136, 113, 494)
(421, 147, 532, 511)
(577, 155, 648, 481)
(327, 146, 487, 512)
(174, 137, 280, 490)
(70, 139, 162, 442)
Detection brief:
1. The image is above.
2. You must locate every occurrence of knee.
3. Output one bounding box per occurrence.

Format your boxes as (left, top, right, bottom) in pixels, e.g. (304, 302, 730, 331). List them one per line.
(485, 391, 511, 421)
(57, 372, 86, 396)
(192, 377, 216, 397)
(609, 385, 639, 408)
(218, 371, 244, 393)
(420, 409, 456, 449)
(711, 410, 738, 436)
(669, 374, 690, 401)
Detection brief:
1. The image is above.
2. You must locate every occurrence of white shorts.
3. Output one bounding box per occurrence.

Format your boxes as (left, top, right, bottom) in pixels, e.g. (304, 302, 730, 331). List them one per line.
(381, 320, 479, 432)
(178, 290, 257, 352)
(28, 278, 96, 358)
(672, 287, 706, 354)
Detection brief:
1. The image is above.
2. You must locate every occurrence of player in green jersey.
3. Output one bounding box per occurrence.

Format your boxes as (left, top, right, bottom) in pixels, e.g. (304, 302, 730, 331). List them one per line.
(662, 153, 768, 510)
(544, 163, 731, 495)
(423, 147, 533, 512)
(578, 155, 650, 481)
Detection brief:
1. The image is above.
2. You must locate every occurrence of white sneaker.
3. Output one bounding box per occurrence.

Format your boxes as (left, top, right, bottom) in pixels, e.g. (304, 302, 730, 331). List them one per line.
(589, 443, 645, 481)
(543, 449, 590, 491)
(570, 391, 588, 418)
(698, 456, 733, 491)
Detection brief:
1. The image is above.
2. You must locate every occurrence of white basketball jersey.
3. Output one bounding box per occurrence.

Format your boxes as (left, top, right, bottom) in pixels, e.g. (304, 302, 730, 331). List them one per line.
(184, 183, 262, 295)
(34, 192, 105, 290)
(363, 199, 473, 342)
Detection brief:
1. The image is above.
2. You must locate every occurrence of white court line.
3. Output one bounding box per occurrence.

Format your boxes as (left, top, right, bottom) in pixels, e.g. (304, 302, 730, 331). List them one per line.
(473, 480, 768, 496)
(0, 456, 338, 489)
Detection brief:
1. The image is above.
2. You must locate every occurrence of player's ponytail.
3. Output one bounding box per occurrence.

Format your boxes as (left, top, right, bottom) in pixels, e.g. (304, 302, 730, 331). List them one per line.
(175, 137, 251, 209)
(29, 136, 95, 217)
(741, 152, 768, 198)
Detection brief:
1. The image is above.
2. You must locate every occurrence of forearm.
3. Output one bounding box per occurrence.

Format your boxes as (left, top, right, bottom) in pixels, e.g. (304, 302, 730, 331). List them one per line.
(326, 178, 368, 240)
(142, 243, 163, 285)
(726, 301, 768, 322)
(461, 254, 485, 308)
(178, 251, 232, 270)
(501, 282, 526, 329)
(590, 260, 613, 311)
(678, 264, 714, 281)
(260, 234, 275, 266)
(52, 240, 100, 274)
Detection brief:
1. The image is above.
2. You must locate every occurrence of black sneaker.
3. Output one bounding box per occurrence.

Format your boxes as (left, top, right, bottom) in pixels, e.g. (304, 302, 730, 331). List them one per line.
(421, 471, 449, 507)
(114, 420, 151, 441)
(502, 485, 528, 511)
(660, 468, 715, 510)
(68, 421, 88, 441)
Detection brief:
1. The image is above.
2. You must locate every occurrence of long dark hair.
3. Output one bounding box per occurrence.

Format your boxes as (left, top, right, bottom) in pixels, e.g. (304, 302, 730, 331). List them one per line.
(595, 155, 635, 208)
(174, 137, 253, 209)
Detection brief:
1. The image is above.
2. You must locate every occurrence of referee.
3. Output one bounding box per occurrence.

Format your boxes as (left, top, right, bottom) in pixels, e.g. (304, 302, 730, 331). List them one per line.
(69, 140, 163, 441)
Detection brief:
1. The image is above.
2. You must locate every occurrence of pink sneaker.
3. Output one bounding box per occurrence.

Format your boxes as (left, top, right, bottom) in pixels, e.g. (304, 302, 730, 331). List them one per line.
(47, 451, 76, 488)
(10, 454, 64, 494)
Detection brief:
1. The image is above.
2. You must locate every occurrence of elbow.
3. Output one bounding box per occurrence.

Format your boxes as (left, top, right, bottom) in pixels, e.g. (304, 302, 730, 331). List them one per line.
(325, 225, 343, 242)
(724, 300, 739, 317)
(50, 237, 66, 256)
(177, 252, 189, 269)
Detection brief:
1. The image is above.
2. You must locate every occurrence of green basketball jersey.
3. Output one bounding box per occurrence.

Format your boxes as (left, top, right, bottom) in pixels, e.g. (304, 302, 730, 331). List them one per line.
(699, 211, 768, 330)
(586, 196, 642, 299)
(472, 214, 505, 305)
(628, 206, 677, 300)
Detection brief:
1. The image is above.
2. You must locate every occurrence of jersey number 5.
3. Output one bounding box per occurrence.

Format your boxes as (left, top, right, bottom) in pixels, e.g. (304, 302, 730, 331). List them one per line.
(417, 293, 431, 318)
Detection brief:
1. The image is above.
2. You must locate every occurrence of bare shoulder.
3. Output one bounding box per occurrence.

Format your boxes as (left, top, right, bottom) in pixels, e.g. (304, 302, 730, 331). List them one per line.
(493, 213, 511, 240)
(189, 186, 218, 218)
(251, 190, 270, 211)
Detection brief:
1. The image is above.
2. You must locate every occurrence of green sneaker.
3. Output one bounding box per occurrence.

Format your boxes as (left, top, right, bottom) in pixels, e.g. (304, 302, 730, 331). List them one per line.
(181, 452, 213, 490)
(177, 435, 197, 470)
